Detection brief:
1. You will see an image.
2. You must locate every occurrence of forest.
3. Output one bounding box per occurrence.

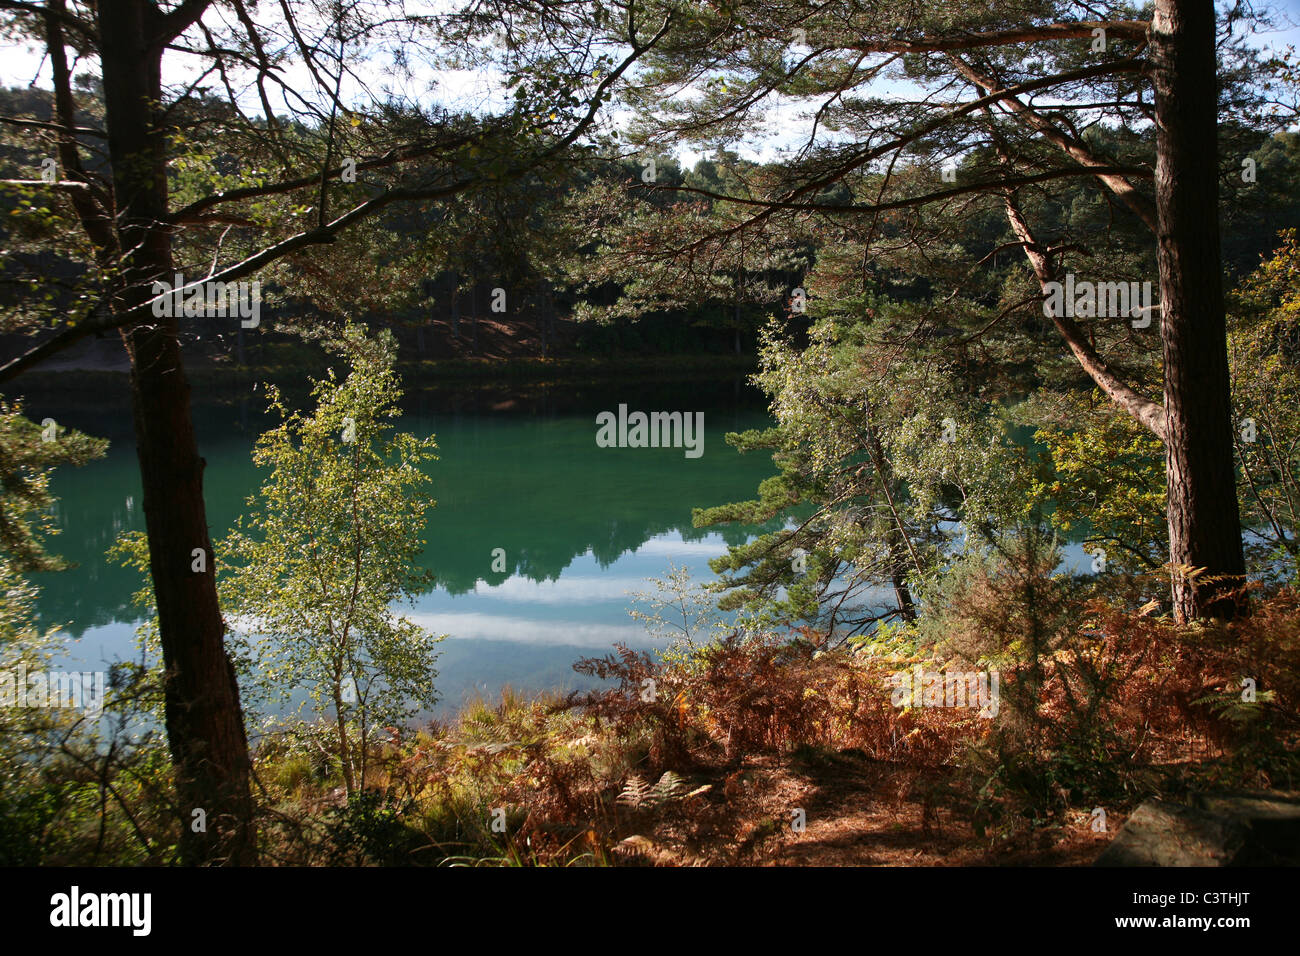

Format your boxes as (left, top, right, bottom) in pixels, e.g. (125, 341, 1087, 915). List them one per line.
(1, 0, 1299, 891)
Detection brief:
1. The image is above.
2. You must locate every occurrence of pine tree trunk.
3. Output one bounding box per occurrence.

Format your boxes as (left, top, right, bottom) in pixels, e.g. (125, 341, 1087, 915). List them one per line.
(1152, 0, 1247, 620)
(891, 563, 917, 623)
(99, 2, 257, 864)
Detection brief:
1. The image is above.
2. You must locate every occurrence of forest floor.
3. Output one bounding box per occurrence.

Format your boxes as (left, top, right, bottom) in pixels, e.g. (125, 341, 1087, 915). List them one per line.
(611, 747, 1119, 867)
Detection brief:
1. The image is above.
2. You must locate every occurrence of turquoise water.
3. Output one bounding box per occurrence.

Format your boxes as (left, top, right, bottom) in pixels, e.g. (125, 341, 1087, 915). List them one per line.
(30, 375, 784, 715)
(27, 372, 1098, 720)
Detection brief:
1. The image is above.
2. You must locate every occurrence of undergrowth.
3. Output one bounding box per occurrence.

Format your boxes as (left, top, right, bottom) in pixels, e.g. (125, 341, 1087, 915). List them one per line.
(5, 565, 1298, 865)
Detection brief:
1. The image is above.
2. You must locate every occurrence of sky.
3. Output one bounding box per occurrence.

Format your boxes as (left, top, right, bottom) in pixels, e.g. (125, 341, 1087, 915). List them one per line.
(1, 1, 1297, 168)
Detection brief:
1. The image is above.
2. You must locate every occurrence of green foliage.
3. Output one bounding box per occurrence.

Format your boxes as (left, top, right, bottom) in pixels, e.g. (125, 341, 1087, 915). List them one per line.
(1028, 392, 1167, 574)
(565, 149, 814, 336)
(0, 416, 103, 863)
(0, 556, 67, 751)
(323, 790, 427, 866)
(694, 307, 1036, 638)
(220, 325, 443, 797)
(1230, 229, 1300, 584)
(0, 401, 106, 572)
(0, 421, 175, 866)
(0, 779, 62, 866)
(627, 559, 727, 666)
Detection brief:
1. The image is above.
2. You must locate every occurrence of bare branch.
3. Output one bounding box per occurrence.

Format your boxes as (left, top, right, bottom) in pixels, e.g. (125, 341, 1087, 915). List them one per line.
(1002, 188, 1167, 440)
(948, 53, 1158, 231)
(647, 164, 1152, 217)
(845, 20, 1148, 55)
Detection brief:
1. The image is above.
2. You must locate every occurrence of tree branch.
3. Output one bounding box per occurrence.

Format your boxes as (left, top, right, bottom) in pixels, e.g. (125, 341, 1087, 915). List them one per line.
(0, 0, 96, 39)
(1002, 189, 1167, 440)
(845, 20, 1148, 55)
(0, 177, 475, 382)
(646, 164, 1153, 217)
(151, 0, 213, 48)
(948, 53, 1158, 231)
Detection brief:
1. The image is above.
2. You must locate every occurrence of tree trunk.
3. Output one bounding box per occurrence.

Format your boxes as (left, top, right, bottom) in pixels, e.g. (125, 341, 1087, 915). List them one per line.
(891, 563, 917, 623)
(1151, 0, 1247, 620)
(451, 275, 460, 338)
(333, 686, 356, 798)
(99, 2, 257, 864)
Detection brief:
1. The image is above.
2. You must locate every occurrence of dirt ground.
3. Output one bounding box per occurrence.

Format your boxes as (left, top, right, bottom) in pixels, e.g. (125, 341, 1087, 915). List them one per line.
(614, 748, 1120, 867)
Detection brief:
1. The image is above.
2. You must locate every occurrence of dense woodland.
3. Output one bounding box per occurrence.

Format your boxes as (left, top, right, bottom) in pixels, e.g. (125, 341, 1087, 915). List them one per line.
(1, 0, 1299, 868)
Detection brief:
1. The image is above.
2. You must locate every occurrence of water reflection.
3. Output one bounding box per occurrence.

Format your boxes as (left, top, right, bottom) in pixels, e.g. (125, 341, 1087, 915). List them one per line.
(27, 374, 781, 712)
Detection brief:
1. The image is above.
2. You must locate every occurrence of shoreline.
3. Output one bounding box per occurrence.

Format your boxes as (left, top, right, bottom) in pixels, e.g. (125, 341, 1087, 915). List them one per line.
(4, 353, 761, 401)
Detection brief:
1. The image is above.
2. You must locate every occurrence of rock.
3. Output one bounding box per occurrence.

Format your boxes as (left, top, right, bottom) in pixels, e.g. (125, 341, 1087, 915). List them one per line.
(1095, 791, 1300, 866)
(1194, 790, 1300, 863)
(1095, 801, 1249, 866)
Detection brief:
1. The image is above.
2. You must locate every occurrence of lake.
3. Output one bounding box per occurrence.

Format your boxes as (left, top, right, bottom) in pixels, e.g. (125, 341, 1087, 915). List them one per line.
(27, 369, 1098, 722)
(29, 372, 786, 717)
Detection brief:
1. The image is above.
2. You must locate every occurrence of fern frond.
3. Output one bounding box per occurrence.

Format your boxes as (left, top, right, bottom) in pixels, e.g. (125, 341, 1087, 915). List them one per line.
(650, 770, 687, 804)
(617, 775, 651, 809)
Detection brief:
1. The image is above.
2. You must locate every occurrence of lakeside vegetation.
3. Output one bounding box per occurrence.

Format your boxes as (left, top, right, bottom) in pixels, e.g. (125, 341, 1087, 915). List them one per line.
(2, 0, 1300, 868)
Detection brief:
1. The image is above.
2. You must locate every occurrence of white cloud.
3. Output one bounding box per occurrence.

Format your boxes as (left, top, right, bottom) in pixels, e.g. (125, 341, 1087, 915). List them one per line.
(470, 574, 646, 604)
(632, 537, 726, 558)
(407, 611, 649, 647)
